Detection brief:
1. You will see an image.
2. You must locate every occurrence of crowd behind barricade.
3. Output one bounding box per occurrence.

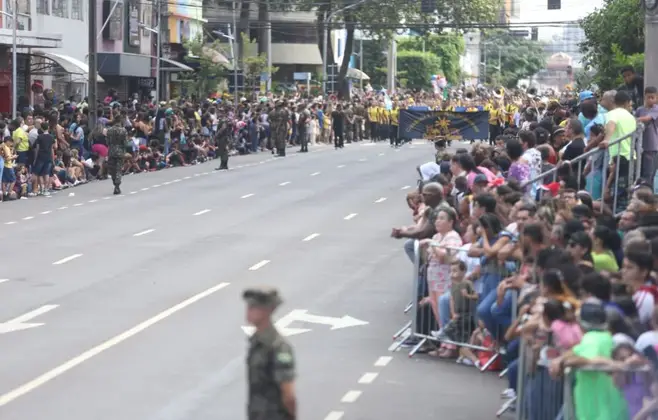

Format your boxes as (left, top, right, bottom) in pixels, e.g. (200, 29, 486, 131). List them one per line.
(391, 82, 658, 419)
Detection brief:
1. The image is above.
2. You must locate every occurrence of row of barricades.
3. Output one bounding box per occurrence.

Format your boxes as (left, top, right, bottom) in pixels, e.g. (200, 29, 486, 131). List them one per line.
(391, 240, 658, 419)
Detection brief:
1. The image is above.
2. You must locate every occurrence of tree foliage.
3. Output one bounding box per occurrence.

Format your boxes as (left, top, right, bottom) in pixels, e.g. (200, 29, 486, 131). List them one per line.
(240, 33, 279, 91)
(359, 38, 387, 88)
(397, 34, 465, 84)
(580, 0, 644, 89)
(482, 31, 546, 89)
(396, 50, 442, 89)
(182, 34, 229, 98)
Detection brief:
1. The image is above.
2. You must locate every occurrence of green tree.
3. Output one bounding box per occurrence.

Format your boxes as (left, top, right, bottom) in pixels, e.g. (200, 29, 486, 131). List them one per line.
(397, 34, 465, 83)
(482, 31, 546, 88)
(240, 33, 279, 91)
(580, 0, 644, 89)
(305, 0, 500, 98)
(359, 38, 387, 88)
(396, 50, 442, 89)
(182, 34, 230, 98)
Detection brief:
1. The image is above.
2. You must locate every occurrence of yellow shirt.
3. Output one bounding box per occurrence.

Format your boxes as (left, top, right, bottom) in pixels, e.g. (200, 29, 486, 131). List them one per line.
(13, 127, 29, 152)
(367, 107, 378, 122)
(2, 144, 14, 168)
(488, 108, 500, 125)
(391, 109, 399, 126)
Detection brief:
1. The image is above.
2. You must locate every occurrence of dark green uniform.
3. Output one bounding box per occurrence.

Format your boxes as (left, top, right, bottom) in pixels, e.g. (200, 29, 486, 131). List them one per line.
(106, 124, 127, 194)
(344, 105, 355, 143)
(354, 103, 365, 141)
(243, 287, 296, 420)
(269, 106, 289, 157)
(216, 119, 229, 170)
(247, 325, 296, 420)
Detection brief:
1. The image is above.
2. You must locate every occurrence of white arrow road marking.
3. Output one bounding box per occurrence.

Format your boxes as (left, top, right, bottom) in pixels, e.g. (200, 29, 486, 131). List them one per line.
(324, 411, 344, 420)
(358, 372, 378, 384)
(344, 213, 358, 220)
(0, 305, 58, 334)
(52, 254, 83, 265)
(133, 229, 155, 237)
(248, 260, 270, 271)
(285, 309, 368, 330)
(302, 233, 320, 242)
(341, 390, 362, 403)
(374, 197, 387, 203)
(193, 209, 211, 216)
(374, 356, 392, 367)
(0, 282, 230, 407)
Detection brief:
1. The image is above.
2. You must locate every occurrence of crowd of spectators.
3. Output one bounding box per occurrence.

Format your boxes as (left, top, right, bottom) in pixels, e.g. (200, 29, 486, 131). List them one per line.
(392, 87, 658, 419)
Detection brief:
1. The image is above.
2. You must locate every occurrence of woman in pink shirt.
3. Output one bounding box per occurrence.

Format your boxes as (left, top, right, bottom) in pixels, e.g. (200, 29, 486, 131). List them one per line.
(450, 153, 496, 190)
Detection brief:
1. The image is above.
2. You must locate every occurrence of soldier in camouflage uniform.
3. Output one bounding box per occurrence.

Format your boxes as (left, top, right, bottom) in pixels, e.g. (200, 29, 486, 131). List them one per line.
(354, 100, 365, 141)
(344, 104, 355, 144)
(244, 287, 296, 420)
(269, 101, 289, 157)
(106, 113, 127, 195)
(215, 113, 230, 170)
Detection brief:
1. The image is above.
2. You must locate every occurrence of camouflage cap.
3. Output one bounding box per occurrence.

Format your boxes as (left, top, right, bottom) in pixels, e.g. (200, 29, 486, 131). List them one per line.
(243, 286, 282, 309)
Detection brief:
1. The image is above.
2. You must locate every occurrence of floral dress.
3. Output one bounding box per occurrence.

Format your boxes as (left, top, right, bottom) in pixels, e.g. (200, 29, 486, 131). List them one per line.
(426, 230, 463, 295)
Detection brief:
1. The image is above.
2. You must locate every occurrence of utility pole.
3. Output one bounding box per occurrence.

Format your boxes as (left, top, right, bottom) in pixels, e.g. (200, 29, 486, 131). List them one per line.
(88, 0, 98, 130)
(644, 2, 658, 89)
(386, 37, 396, 94)
(264, 0, 271, 92)
(11, 0, 16, 119)
(359, 38, 363, 90)
(231, 1, 238, 103)
(155, 0, 161, 104)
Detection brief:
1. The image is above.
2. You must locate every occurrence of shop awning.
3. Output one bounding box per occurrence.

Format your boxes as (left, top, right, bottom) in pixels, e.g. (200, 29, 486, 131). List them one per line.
(271, 44, 322, 65)
(159, 57, 194, 72)
(346, 67, 370, 81)
(32, 51, 104, 83)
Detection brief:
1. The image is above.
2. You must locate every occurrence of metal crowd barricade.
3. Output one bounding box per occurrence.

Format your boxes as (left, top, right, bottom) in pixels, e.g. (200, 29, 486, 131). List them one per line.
(522, 126, 644, 215)
(391, 240, 518, 375)
(508, 336, 656, 420)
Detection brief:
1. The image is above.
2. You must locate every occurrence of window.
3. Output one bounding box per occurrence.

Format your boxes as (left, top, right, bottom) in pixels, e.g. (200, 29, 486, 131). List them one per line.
(547, 0, 561, 9)
(52, 0, 68, 17)
(37, 0, 48, 14)
(71, 0, 83, 20)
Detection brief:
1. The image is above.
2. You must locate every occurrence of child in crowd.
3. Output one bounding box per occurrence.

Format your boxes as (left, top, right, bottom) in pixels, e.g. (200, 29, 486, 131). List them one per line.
(2, 135, 16, 199)
(439, 261, 478, 358)
(457, 319, 502, 371)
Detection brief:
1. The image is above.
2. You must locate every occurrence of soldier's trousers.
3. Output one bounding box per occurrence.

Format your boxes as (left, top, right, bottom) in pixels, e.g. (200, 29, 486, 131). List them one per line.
(355, 120, 363, 141)
(275, 136, 286, 156)
(107, 156, 123, 187)
(298, 128, 308, 152)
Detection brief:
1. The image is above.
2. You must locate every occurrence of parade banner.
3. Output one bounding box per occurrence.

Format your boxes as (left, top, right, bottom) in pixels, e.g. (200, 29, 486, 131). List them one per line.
(398, 110, 489, 141)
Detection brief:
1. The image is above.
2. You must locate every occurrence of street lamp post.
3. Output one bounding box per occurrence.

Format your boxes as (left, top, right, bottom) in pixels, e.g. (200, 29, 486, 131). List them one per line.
(321, 0, 369, 94)
(213, 27, 238, 105)
(139, 17, 161, 104)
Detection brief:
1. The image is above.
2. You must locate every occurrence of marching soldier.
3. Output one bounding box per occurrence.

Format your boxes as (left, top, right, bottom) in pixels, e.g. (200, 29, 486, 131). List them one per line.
(215, 111, 230, 170)
(269, 101, 289, 157)
(106, 112, 127, 195)
(353, 99, 365, 141)
(244, 287, 297, 420)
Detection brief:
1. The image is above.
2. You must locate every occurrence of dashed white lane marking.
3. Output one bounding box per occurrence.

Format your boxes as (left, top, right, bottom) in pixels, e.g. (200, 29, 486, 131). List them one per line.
(358, 372, 379, 384)
(193, 209, 211, 216)
(202, 172, 210, 175)
(401, 185, 411, 190)
(341, 390, 362, 403)
(337, 164, 345, 168)
(279, 181, 291, 186)
(22, 216, 34, 221)
(0, 279, 9, 285)
(184, 176, 191, 180)
(153, 184, 161, 188)
(130, 191, 138, 195)
(133, 229, 155, 237)
(103, 197, 112, 200)
(358, 158, 367, 162)
(241, 193, 255, 199)
(0, 282, 231, 407)
(73, 203, 84, 207)
(58, 206, 68, 210)
(310, 171, 321, 176)
(344, 213, 358, 220)
(40, 211, 52, 214)
(303, 233, 320, 242)
(141, 187, 150, 191)
(324, 412, 344, 420)
(378, 153, 385, 156)
(374, 356, 392, 367)
(164, 181, 173, 184)
(374, 197, 387, 203)
(248, 260, 270, 271)
(4, 221, 16, 225)
(52, 254, 83, 265)
(88, 199, 98, 203)
(173, 179, 181, 183)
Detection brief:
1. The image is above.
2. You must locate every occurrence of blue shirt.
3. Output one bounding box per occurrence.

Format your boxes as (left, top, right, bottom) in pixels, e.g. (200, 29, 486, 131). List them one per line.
(317, 110, 324, 129)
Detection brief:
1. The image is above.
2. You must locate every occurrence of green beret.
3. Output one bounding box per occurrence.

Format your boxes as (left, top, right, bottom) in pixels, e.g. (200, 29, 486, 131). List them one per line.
(243, 287, 282, 308)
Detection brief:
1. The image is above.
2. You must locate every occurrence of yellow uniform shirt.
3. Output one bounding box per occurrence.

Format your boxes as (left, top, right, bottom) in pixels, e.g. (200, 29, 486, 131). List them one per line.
(13, 127, 29, 153)
(367, 107, 377, 122)
(391, 109, 399, 126)
(488, 108, 501, 125)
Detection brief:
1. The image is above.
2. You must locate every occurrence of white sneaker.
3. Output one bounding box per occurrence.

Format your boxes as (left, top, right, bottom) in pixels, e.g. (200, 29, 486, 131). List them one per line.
(430, 329, 447, 340)
(501, 388, 516, 399)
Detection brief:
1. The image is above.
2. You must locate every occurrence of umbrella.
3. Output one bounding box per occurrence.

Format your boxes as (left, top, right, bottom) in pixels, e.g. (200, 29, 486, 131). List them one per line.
(346, 68, 370, 81)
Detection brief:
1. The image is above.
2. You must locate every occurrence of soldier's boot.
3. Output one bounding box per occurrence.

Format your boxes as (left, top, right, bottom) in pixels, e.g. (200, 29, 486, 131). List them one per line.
(113, 185, 121, 195)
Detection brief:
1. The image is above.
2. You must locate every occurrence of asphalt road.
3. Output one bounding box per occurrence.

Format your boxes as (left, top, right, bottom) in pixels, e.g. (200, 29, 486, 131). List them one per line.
(0, 140, 504, 420)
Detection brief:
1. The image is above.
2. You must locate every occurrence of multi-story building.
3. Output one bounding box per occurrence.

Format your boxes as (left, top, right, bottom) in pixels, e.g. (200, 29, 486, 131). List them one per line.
(205, 6, 322, 84)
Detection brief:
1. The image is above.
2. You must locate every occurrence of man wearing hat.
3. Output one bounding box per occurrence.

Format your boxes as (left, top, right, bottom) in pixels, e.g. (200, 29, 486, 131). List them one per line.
(243, 287, 296, 420)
